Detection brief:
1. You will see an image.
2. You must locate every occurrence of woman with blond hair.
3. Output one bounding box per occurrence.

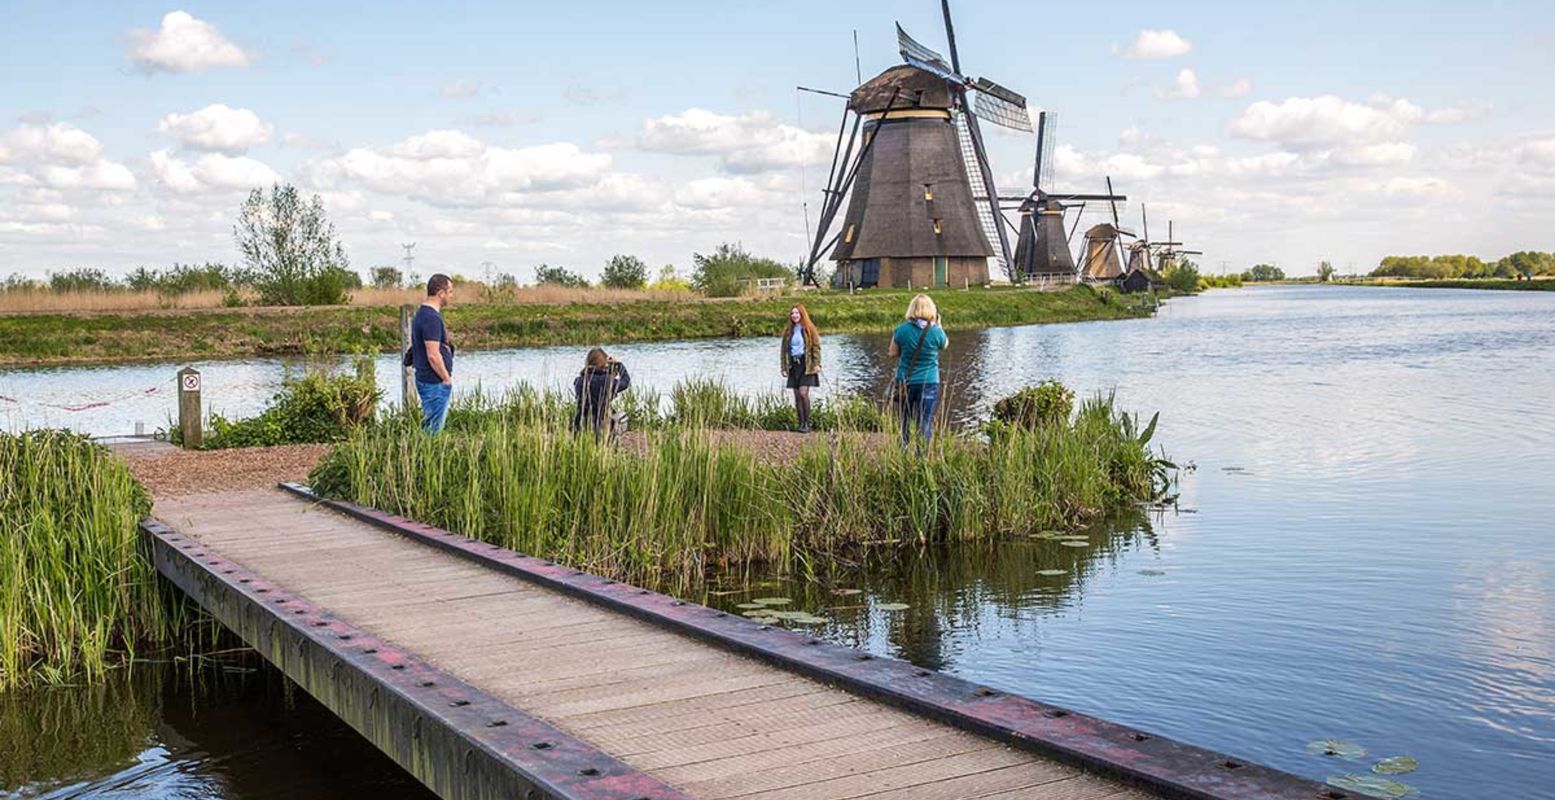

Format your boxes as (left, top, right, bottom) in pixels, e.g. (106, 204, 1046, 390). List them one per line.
(888, 294, 949, 445)
(779, 303, 822, 432)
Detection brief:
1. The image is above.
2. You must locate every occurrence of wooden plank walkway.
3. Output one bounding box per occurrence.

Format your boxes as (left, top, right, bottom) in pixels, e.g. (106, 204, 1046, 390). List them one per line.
(156, 488, 1141, 800)
(148, 488, 1336, 800)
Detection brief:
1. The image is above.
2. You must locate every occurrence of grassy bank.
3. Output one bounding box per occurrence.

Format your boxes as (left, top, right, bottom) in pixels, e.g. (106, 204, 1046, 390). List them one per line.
(0, 432, 188, 690)
(0, 285, 1157, 367)
(309, 392, 1171, 592)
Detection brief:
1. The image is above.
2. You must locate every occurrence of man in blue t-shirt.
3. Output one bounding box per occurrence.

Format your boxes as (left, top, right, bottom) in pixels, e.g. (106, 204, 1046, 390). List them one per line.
(411, 274, 455, 433)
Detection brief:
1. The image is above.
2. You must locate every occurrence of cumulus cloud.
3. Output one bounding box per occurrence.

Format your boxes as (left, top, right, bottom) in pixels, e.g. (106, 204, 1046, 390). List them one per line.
(0, 123, 136, 191)
(1115, 29, 1193, 60)
(128, 11, 252, 73)
(1158, 69, 1202, 99)
(158, 104, 272, 154)
(638, 109, 833, 173)
(1230, 95, 1425, 148)
(309, 130, 613, 207)
(3, 123, 104, 165)
(149, 149, 279, 194)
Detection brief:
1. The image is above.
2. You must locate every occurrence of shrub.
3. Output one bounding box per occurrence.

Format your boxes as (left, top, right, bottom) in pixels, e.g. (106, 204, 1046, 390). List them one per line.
(601, 255, 649, 289)
(990, 381, 1075, 431)
(200, 359, 382, 449)
(690, 243, 793, 297)
(370, 266, 405, 288)
(1162, 261, 1201, 293)
(535, 264, 589, 288)
(48, 268, 119, 293)
(649, 264, 692, 292)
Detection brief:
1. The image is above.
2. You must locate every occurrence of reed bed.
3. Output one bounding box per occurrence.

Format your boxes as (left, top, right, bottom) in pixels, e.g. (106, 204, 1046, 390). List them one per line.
(310, 394, 1169, 592)
(0, 432, 184, 690)
(0, 284, 695, 315)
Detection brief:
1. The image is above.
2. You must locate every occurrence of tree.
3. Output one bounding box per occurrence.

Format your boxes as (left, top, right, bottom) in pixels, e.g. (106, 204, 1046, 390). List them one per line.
(370, 266, 405, 289)
(601, 254, 649, 289)
(234, 183, 353, 306)
(1316, 261, 1337, 282)
(1162, 259, 1201, 293)
(535, 263, 589, 288)
(691, 242, 792, 297)
(1241, 263, 1285, 282)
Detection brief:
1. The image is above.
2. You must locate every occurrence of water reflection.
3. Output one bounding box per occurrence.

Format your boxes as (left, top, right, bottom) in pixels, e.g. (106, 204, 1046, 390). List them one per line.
(1, 658, 433, 800)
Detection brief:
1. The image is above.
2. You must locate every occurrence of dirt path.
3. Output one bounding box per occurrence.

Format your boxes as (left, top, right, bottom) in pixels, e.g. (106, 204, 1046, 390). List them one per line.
(122, 443, 330, 497)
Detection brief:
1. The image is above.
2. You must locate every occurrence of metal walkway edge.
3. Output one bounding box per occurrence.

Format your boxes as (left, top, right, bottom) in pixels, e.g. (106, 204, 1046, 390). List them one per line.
(145, 486, 1345, 800)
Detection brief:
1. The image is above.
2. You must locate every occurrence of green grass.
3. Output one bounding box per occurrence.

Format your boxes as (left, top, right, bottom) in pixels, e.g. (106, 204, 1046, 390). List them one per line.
(0, 285, 1160, 367)
(309, 392, 1172, 593)
(0, 432, 190, 690)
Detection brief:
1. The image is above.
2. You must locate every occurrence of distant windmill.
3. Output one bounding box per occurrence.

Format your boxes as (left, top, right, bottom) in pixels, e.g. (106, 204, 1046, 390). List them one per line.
(1154, 219, 1203, 273)
(1009, 112, 1127, 283)
(803, 2, 1034, 288)
(1077, 176, 1135, 282)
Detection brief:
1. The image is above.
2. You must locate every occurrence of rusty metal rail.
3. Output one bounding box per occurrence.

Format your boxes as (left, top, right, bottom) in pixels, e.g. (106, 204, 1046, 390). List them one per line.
(142, 517, 690, 800)
(279, 483, 1345, 800)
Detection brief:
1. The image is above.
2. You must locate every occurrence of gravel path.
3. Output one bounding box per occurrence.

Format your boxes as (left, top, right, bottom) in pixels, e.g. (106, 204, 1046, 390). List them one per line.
(123, 443, 330, 498)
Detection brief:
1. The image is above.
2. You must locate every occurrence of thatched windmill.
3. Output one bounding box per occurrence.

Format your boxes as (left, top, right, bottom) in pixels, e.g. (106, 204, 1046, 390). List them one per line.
(1009, 113, 1128, 283)
(1076, 176, 1134, 282)
(802, 3, 1034, 288)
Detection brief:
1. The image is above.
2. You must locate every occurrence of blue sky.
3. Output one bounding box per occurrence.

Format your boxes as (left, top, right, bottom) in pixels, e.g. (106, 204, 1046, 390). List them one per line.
(3, 1, 1553, 279)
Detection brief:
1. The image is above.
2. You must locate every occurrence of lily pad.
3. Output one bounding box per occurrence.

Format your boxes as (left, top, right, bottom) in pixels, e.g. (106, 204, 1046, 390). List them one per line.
(831, 588, 862, 596)
(741, 609, 776, 617)
(1372, 756, 1418, 775)
(752, 597, 792, 606)
(1325, 774, 1414, 799)
(790, 615, 830, 625)
(766, 610, 811, 620)
(1306, 739, 1368, 759)
(735, 603, 766, 609)
(876, 603, 910, 611)
(1060, 540, 1090, 548)
(1036, 569, 1068, 576)
(1138, 569, 1166, 576)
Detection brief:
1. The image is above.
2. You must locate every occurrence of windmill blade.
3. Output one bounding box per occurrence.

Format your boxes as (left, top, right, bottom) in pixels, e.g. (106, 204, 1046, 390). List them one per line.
(896, 23, 962, 81)
(1036, 111, 1057, 192)
(1067, 202, 1087, 243)
(971, 78, 1032, 132)
(955, 111, 1010, 275)
(1107, 176, 1121, 228)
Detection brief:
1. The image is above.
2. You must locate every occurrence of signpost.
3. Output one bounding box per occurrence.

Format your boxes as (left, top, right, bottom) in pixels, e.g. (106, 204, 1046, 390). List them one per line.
(177, 366, 202, 449)
(400, 304, 417, 411)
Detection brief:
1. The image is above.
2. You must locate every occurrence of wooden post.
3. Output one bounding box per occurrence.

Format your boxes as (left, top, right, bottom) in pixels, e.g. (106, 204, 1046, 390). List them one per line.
(177, 366, 202, 449)
(399, 304, 417, 411)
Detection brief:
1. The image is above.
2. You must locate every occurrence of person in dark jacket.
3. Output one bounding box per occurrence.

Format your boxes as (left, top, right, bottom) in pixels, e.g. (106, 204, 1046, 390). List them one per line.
(779, 304, 822, 432)
(572, 347, 631, 438)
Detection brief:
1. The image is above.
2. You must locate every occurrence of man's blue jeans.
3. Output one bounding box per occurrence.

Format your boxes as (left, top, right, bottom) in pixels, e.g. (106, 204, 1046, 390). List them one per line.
(416, 381, 451, 434)
(900, 382, 940, 446)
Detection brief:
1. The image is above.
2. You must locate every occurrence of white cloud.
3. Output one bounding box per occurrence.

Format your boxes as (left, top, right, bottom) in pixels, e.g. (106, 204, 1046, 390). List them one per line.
(1517, 137, 1555, 173)
(1115, 29, 1193, 60)
(1331, 141, 1417, 166)
(1158, 69, 1202, 99)
(37, 161, 137, 191)
(3, 123, 104, 165)
(638, 109, 833, 173)
(1220, 78, 1254, 98)
(128, 11, 252, 73)
(150, 149, 279, 194)
(1230, 95, 1424, 148)
(158, 104, 273, 154)
(309, 130, 613, 207)
(1383, 176, 1450, 197)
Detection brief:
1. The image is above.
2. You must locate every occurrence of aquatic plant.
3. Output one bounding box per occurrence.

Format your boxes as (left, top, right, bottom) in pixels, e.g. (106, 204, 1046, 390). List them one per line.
(188, 358, 382, 449)
(0, 431, 184, 690)
(308, 393, 1171, 591)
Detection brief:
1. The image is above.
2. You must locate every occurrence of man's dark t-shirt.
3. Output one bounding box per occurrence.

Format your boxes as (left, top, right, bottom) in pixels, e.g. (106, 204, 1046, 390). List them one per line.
(411, 304, 452, 384)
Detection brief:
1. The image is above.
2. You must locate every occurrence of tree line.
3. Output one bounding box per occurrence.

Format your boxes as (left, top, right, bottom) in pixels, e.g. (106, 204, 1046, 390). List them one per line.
(1371, 252, 1555, 280)
(3, 183, 805, 306)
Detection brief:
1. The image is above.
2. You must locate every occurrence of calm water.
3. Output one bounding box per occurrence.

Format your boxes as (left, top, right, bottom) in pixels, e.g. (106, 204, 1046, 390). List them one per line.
(4, 285, 1553, 798)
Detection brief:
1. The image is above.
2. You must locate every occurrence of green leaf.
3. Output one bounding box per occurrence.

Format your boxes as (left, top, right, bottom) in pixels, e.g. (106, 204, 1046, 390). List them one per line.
(1036, 569, 1068, 576)
(876, 603, 910, 611)
(1306, 739, 1368, 759)
(1372, 756, 1418, 775)
(752, 597, 791, 606)
(1325, 774, 1414, 799)
(1138, 411, 1160, 445)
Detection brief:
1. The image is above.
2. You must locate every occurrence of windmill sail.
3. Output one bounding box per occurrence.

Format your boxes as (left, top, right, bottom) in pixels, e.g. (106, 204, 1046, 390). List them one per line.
(971, 78, 1032, 132)
(896, 24, 957, 79)
(956, 112, 1006, 275)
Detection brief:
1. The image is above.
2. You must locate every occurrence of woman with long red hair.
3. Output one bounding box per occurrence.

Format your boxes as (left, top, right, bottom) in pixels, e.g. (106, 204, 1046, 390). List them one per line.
(780, 304, 822, 432)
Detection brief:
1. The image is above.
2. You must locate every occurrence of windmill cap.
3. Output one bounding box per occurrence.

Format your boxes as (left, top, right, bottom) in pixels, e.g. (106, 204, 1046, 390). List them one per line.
(850, 65, 956, 114)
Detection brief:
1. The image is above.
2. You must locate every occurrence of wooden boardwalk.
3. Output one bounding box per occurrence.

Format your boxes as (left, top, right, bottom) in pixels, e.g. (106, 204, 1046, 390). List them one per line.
(147, 488, 1335, 800)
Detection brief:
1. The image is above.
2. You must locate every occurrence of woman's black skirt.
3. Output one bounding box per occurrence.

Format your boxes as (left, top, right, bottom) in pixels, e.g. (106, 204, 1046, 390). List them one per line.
(786, 356, 819, 388)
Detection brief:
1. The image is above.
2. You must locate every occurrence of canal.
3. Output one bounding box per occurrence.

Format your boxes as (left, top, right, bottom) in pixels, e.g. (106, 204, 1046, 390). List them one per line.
(3, 285, 1552, 798)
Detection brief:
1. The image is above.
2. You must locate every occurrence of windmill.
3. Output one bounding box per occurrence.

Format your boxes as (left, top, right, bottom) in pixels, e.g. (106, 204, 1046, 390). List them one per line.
(1076, 176, 1135, 282)
(1009, 112, 1128, 283)
(802, 2, 1035, 288)
(1154, 219, 1203, 273)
